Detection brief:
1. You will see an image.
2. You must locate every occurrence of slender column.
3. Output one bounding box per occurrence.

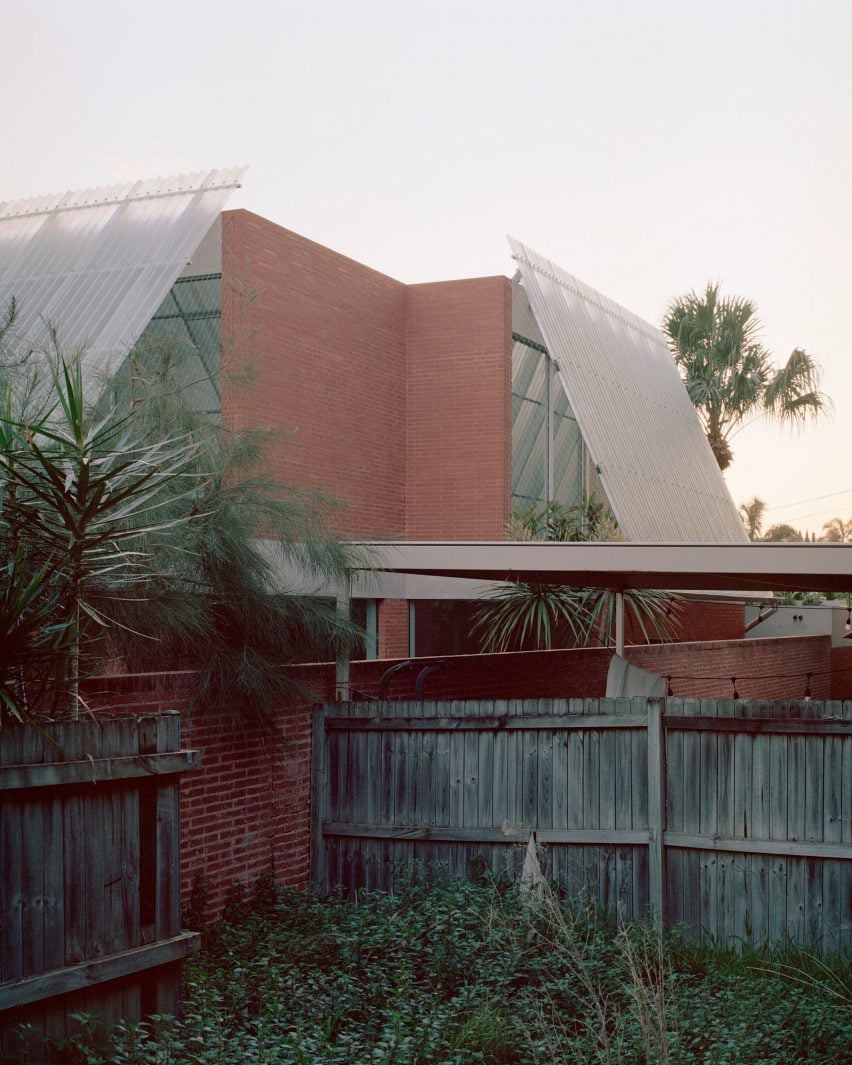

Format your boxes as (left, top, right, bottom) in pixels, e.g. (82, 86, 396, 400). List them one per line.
(335, 572, 351, 701)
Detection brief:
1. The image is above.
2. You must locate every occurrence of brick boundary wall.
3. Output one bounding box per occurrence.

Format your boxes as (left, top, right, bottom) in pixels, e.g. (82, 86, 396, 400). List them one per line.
(831, 646, 852, 699)
(81, 634, 832, 920)
(319, 635, 831, 704)
(667, 600, 744, 643)
(81, 673, 313, 922)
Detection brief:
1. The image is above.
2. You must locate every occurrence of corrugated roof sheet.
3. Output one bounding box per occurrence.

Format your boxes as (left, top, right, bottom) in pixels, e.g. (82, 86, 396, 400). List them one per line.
(0, 167, 246, 383)
(508, 237, 748, 543)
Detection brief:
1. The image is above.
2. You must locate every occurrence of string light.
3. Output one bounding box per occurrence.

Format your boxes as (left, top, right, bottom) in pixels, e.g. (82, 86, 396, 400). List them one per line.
(845, 607, 851, 634)
(731, 676, 739, 699)
(666, 675, 673, 697)
(804, 672, 812, 702)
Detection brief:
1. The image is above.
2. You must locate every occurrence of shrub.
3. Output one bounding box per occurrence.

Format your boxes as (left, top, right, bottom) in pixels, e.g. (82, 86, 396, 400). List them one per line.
(59, 874, 851, 1065)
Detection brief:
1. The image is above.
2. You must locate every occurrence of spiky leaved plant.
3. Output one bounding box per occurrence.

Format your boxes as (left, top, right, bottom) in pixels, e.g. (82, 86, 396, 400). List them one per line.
(486, 495, 676, 652)
(0, 341, 201, 718)
(0, 550, 69, 721)
(472, 584, 680, 653)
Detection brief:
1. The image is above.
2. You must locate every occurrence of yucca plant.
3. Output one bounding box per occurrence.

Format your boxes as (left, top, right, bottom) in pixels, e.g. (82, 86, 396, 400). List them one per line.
(0, 549, 69, 720)
(0, 309, 365, 723)
(488, 493, 676, 652)
(0, 346, 201, 718)
(472, 584, 680, 653)
(471, 583, 595, 652)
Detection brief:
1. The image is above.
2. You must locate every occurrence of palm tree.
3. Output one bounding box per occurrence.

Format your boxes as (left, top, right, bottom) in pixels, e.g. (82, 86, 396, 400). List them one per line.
(822, 517, 852, 542)
(739, 497, 767, 541)
(663, 284, 828, 470)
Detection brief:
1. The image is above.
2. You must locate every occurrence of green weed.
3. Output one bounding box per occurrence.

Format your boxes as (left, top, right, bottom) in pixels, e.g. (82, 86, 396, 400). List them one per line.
(57, 873, 851, 1065)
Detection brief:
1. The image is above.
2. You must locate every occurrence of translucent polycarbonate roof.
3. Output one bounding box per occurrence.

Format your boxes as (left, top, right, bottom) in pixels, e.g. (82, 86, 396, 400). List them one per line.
(508, 238, 748, 543)
(0, 167, 246, 384)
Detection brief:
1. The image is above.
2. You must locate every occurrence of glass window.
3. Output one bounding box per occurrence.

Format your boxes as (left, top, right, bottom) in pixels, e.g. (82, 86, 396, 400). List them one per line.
(119, 273, 222, 418)
(511, 334, 584, 512)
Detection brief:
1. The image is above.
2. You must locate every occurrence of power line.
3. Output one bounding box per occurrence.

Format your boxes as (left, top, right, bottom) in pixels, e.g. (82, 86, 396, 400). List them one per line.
(765, 486, 852, 512)
(767, 503, 852, 527)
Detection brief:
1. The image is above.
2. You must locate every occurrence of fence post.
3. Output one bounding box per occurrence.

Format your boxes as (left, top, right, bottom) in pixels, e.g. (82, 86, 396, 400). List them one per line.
(311, 706, 329, 894)
(646, 698, 666, 932)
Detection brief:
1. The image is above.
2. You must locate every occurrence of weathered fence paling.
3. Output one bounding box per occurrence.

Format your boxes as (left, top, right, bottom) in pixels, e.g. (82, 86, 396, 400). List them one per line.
(313, 697, 851, 953)
(0, 713, 200, 1062)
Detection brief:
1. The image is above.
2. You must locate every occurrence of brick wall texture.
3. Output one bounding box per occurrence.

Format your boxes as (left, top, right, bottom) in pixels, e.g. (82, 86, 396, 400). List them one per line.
(83, 634, 834, 920)
(82, 673, 312, 923)
(221, 210, 511, 544)
(831, 646, 852, 699)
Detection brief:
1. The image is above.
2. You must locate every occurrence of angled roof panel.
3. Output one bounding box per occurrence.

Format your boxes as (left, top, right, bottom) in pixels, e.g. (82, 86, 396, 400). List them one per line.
(0, 167, 246, 382)
(508, 237, 748, 543)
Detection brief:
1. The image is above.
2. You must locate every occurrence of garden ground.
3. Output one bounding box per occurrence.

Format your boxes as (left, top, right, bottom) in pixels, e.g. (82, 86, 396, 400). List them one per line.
(50, 872, 852, 1065)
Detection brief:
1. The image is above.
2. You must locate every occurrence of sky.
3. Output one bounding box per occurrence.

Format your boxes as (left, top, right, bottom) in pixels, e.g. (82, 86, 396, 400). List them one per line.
(4, 0, 851, 537)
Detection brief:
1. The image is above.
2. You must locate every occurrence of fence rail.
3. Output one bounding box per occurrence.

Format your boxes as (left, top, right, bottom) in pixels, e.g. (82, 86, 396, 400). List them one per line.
(0, 713, 200, 1062)
(312, 697, 851, 953)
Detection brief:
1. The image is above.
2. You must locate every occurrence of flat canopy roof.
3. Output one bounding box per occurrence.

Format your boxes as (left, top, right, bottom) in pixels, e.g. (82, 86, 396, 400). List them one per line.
(352, 541, 852, 595)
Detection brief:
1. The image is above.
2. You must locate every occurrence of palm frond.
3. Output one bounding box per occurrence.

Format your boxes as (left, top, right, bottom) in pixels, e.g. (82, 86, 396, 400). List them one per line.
(763, 348, 829, 427)
(473, 583, 681, 653)
(663, 287, 828, 469)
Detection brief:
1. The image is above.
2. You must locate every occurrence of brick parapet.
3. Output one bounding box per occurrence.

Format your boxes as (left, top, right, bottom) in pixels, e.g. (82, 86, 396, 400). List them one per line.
(404, 276, 512, 540)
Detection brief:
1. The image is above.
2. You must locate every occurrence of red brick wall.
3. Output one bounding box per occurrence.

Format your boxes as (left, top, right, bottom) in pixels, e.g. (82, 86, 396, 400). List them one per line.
(323, 635, 831, 703)
(221, 210, 408, 538)
(405, 277, 512, 539)
(831, 646, 852, 699)
(629, 636, 830, 701)
(670, 600, 744, 643)
(179, 704, 312, 917)
(221, 216, 514, 545)
(378, 598, 409, 660)
(82, 674, 313, 922)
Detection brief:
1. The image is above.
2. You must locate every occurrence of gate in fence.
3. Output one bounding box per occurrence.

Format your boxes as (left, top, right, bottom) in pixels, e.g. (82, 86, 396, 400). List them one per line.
(0, 712, 200, 1062)
(312, 697, 851, 953)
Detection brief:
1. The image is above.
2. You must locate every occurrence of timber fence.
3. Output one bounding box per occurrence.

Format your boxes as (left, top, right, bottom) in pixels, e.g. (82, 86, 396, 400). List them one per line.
(0, 713, 200, 1062)
(312, 697, 851, 953)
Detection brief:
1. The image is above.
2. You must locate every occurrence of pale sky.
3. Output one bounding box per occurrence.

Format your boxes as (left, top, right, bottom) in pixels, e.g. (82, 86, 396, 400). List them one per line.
(5, 0, 851, 536)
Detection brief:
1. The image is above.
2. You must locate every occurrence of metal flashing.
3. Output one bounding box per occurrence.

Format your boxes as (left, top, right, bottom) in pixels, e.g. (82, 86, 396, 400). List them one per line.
(508, 238, 748, 543)
(0, 167, 246, 386)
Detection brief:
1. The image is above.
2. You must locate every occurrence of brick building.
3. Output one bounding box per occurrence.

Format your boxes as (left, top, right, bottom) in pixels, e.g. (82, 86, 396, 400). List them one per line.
(0, 168, 750, 659)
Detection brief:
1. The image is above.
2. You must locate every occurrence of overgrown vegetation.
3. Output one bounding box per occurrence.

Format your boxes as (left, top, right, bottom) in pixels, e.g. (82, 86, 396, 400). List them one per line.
(54, 874, 851, 1065)
(507, 496, 623, 543)
(98, 340, 364, 719)
(0, 303, 362, 721)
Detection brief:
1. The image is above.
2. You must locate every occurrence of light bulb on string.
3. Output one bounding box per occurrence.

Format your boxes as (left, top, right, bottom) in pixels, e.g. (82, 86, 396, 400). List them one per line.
(804, 672, 812, 703)
(731, 676, 739, 700)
